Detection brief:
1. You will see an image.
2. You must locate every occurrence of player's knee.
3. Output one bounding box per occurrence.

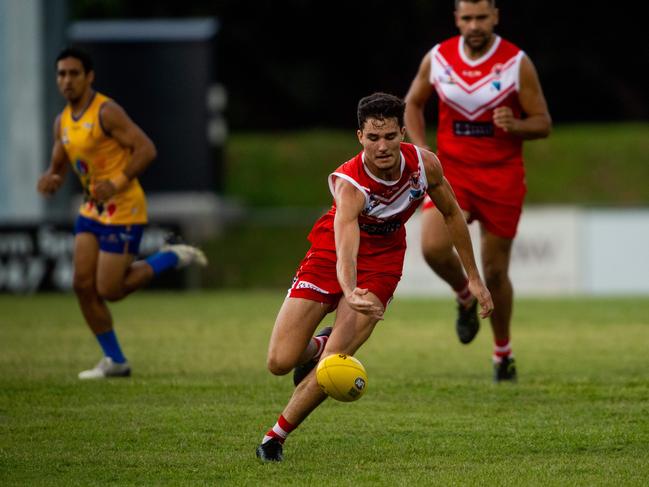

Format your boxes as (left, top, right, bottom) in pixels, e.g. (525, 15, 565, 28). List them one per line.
(483, 263, 508, 289)
(422, 241, 455, 269)
(422, 234, 453, 261)
(96, 283, 126, 302)
(266, 354, 293, 376)
(73, 275, 95, 296)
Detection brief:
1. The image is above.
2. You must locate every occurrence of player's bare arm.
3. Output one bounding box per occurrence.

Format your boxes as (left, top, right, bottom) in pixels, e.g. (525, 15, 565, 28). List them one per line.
(37, 115, 69, 196)
(93, 101, 157, 201)
(333, 179, 385, 320)
(404, 53, 435, 150)
(492, 55, 552, 139)
(422, 150, 494, 318)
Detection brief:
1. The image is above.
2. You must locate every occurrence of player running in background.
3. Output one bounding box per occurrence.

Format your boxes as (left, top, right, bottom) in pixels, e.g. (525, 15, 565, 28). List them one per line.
(256, 92, 493, 462)
(404, 0, 551, 381)
(37, 47, 207, 379)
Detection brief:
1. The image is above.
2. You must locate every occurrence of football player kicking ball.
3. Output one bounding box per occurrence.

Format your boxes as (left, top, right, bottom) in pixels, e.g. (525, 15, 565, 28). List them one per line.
(256, 92, 493, 462)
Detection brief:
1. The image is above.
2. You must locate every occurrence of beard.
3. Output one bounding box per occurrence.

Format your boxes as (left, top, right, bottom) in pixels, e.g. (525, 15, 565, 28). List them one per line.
(464, 32, 491, 53)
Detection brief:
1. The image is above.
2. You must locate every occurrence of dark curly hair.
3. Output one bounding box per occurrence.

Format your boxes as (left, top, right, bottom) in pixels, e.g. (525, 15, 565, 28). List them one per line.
(356, 92, 405, 130)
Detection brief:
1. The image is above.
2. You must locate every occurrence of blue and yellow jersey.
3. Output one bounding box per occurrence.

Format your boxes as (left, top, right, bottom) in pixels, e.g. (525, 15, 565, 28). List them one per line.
(60, 91, 147, 225)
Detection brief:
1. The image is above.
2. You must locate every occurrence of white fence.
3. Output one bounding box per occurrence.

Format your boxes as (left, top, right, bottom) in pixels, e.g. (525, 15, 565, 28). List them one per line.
(398, 206, 649, 296)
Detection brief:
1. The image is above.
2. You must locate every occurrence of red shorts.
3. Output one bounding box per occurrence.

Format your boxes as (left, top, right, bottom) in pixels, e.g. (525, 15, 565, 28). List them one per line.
(425, 164, 525, 239)
(422, 191, 522, 239)
(288, 248, 402, 309)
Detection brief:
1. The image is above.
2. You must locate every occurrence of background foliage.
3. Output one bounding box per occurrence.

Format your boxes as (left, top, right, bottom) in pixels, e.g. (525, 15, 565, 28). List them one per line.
(70, 0, 649, 129)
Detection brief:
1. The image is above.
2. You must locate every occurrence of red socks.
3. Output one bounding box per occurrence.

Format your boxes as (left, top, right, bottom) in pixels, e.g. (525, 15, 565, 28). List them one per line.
(493, 337, 513, 363)
(312, 335, 328, 362)
(262, 414, 296, 445)
(454, 280, 474, 307)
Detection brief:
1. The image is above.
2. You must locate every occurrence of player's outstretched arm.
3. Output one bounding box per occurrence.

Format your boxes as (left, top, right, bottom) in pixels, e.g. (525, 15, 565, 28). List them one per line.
(333, 178, 384, 320)
(93, 101, 157, 201)
(422, 150, 494, 318)
(37, 115, 69, 196)
(404, 52, 436, 150)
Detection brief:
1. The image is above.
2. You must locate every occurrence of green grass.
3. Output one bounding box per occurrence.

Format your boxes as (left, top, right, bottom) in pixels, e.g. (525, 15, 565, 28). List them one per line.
(226, 123, 649, 207)
(1, 292, 649, 486)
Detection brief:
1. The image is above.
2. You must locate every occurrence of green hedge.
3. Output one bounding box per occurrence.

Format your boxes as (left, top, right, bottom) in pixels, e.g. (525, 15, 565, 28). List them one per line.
(225, 123, 649, 207)
(201, 123, 649, 288)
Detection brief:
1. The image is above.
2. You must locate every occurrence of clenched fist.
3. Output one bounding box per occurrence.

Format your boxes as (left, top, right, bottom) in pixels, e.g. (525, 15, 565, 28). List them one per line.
(492, 106, 518, 133)
(37, 173, 63, 195)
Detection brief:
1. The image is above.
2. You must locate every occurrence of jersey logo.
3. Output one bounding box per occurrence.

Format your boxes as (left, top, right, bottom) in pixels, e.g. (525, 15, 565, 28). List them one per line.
(432, 51, 519, 120)
(75, 159, 89, 175)
(453, 120, 494, 137)
(462, 69, 482, 77)
(491, 63, 503, 91)
(364, 196, 381, 214)
(440, 66, 455, 84)
(359, 220, 402, 235)
(408, 172, 425, 200)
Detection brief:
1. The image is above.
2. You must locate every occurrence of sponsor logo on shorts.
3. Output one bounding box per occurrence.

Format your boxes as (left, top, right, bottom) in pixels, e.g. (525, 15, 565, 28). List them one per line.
(102, 233, 119, 243)
(295, 280, 330, 294)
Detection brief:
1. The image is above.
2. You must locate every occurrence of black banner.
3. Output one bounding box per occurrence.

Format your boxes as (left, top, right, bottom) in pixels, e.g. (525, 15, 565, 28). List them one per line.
(0, 223, 182, 293)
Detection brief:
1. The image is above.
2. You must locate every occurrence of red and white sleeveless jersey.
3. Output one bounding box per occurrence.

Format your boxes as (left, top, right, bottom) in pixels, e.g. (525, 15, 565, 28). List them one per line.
(430, 35, 525, 167)
(307, 143, 427, 272)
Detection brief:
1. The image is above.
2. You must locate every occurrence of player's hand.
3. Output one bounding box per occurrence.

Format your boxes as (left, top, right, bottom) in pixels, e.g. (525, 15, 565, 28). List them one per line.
(37, 173, 63, 195)
(492, 106, 517, 133)
(345, 287, 385, 320)
(468, 277, 494, 318)
(93, 179, 118, 202)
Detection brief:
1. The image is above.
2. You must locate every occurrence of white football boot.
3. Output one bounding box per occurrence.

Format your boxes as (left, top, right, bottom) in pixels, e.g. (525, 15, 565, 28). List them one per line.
(78, 357, 131, 379)
(161, 244, 208, 268)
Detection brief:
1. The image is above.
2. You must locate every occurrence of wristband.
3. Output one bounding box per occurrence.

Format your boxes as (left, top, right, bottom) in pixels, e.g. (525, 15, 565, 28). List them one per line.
(110, 172, 130, 192)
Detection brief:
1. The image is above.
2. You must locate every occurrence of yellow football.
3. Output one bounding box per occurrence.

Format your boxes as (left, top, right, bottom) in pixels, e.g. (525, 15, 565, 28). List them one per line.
(316, 353, 368, 402)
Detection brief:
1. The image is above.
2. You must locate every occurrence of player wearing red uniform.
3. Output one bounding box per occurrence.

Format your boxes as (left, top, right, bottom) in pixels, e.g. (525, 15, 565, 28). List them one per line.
(256, 92, 493, 462)
(405, 0, 551, 381)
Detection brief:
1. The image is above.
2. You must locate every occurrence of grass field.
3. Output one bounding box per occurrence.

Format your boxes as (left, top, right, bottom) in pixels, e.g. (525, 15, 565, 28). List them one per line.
(1, 292, 648, 486)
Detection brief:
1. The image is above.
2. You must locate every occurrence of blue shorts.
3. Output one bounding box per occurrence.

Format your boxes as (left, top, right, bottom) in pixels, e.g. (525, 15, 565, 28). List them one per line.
(74, 215, 145, 255)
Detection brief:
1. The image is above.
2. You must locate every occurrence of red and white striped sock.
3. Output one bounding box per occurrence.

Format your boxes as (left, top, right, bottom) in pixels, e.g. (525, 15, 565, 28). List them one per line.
(454, 280, 474, 307)
(493, 337, 513, 363)
(262, 414, 296, 445)
(312, 334, 328, 361)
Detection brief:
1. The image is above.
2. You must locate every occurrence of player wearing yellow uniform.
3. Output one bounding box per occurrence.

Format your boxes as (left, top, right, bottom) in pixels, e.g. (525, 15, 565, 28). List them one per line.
(38, 47, 207, 379)
(61, 90, 148, 226)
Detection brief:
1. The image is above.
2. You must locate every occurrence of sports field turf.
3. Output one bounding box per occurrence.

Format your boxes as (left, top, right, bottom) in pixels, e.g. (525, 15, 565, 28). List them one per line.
(1, 292, 648, 485)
